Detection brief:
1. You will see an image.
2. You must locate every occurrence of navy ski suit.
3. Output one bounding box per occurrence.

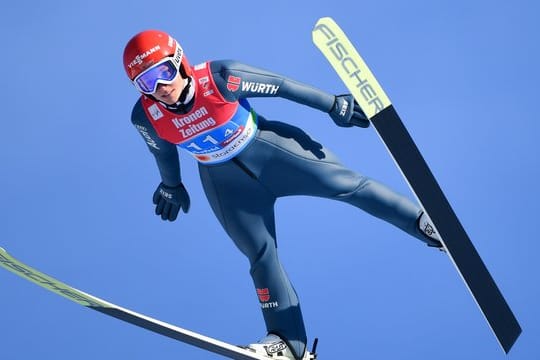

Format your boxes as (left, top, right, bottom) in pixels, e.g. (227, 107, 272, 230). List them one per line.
(130, 60, 431, 359)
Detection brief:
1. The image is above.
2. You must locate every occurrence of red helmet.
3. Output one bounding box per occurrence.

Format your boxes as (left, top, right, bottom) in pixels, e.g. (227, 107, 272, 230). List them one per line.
(123, 30, 192, 81)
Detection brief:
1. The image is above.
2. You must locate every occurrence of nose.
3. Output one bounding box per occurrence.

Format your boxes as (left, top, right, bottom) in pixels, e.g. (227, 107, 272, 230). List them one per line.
(155, 82, 171, 95)
(156, 83, 167, 91)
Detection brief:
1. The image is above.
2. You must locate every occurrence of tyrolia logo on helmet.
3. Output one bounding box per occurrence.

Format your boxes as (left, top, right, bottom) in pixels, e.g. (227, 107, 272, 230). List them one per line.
(128, 45, 161, 69)
(172, 44, 183, 67)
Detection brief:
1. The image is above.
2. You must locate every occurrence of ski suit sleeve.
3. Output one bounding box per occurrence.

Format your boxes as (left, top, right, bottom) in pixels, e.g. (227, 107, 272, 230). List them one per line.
(130, 98, 182, 187)
(209, 60, 336, 112)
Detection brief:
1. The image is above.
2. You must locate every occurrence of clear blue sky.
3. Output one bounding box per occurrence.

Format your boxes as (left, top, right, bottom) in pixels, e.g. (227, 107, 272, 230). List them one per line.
(1, 1, 538, 359)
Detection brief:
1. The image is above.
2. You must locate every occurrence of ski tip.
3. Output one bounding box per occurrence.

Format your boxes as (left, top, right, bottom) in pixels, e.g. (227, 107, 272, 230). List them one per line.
(0, 247, 5, 253)
(315, 16, 334, 23)
(313, 16, 334, 30)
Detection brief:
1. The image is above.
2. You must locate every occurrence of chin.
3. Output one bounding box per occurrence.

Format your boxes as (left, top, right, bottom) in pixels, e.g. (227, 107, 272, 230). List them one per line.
(163, 93, 178, 104)
(157, 96, 173, 104)
(164, 98, 177, 105)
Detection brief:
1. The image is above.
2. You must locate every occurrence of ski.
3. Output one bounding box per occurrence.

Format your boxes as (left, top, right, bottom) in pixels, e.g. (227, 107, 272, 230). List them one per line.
(312, 17, 521, 353)
(0, 247, 269, 360)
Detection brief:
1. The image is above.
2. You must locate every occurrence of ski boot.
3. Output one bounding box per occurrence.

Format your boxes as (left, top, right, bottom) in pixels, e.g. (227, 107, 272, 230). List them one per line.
(245, 334, 317, 360)
(418, 212, 445, 251)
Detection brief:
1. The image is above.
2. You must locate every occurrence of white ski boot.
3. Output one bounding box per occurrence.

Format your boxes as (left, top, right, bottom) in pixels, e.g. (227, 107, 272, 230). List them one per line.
(418, 212, 445, 251)
(245, 334, 316, 360)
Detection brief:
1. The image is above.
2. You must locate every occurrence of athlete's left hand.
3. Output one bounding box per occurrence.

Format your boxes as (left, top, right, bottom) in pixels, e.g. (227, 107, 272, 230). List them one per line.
(329, 94, 370, 128)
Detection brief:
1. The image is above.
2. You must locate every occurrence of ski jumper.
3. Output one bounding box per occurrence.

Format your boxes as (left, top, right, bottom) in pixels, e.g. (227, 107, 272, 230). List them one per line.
(131, 60, 431, 359)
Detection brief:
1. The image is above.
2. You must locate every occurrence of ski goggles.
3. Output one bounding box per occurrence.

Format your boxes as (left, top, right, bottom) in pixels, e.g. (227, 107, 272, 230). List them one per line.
(133, 57, 179, 94)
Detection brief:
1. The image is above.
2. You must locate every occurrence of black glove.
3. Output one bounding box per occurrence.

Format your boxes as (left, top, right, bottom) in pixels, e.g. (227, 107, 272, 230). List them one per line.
(328, 94, 370, 128)
(152, 182, 191, 221)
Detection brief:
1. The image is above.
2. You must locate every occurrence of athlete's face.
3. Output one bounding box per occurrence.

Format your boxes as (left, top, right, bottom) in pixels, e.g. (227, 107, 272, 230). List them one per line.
(153, 73, 186, 105)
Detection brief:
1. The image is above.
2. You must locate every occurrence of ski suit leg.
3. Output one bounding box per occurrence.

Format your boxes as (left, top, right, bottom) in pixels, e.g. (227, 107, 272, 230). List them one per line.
(198, 117, 430, 359)
(198, 158, 307, 359)
(235, 118, 429, 242)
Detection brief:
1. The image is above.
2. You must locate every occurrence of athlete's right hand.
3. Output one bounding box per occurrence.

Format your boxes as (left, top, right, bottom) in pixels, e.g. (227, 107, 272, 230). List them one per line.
(152, 182, 191, 221)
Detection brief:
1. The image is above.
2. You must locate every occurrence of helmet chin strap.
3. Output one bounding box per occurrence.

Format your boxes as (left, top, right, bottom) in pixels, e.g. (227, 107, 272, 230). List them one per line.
(177, 76, 194, 104)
